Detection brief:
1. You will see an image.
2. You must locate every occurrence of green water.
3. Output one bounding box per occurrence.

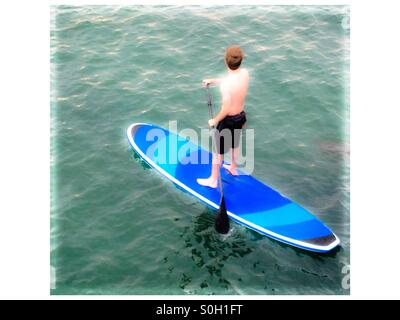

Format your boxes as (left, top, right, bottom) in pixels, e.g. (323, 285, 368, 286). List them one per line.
(51, 5, 350, 295)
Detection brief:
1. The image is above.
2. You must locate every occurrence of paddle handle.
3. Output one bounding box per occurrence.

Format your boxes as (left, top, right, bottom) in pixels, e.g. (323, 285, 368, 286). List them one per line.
(206, 85, 214, 122)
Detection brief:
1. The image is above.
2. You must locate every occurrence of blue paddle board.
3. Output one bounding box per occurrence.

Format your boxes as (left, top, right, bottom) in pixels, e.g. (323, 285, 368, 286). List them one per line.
(127, 123, 340, 253)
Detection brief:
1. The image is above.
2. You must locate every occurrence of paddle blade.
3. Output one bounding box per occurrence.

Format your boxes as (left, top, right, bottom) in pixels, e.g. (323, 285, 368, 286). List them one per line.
(215, 196, 230, 234)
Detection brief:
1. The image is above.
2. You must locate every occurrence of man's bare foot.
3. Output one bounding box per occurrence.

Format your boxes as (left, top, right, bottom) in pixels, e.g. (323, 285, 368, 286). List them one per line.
(197, 177, 218, 188)
(223, 164, 238, 176)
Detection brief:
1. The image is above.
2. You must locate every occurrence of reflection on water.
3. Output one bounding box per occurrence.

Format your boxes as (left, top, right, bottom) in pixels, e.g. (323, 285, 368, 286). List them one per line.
(178, 208, 254, 290)
(129, 148, 151, 170)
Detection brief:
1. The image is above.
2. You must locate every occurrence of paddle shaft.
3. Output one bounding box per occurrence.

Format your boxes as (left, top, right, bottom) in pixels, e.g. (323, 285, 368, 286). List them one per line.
(206, 86, 224, 198)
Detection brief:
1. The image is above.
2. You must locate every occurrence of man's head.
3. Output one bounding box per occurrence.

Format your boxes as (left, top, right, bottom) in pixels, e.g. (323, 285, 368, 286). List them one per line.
(224, 45, 244, 70)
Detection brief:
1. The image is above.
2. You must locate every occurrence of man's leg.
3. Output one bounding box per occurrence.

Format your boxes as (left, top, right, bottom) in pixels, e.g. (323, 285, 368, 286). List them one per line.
(224, 126, 243, 175)
(197, 152, 222, 188)
(223, 147, 239, 176)
(211, 152, 223, 180)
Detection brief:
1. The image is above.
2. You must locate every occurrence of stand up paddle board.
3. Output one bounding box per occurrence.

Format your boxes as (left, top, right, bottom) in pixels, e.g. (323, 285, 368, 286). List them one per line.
(127, 123, 340, 253)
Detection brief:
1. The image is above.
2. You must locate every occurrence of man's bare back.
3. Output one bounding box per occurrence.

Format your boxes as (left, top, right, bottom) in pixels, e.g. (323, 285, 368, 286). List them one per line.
(220, 68, 249, 116)
(202, 67, 249, 126)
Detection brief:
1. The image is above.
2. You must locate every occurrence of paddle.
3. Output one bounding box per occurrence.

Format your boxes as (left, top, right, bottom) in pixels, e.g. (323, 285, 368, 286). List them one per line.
(206, 85, 230, 234)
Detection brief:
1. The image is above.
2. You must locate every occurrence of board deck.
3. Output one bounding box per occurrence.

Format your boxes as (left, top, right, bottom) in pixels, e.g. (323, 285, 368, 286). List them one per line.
(127, 123, 340, 253)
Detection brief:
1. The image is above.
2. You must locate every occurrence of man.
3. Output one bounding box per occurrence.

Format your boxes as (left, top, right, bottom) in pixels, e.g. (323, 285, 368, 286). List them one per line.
(197, 45, 249, 188)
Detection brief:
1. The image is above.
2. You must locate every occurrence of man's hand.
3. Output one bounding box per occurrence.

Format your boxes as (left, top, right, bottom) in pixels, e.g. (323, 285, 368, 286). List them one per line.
(202, 79, 212, 87)
(208, 118, 217, 127)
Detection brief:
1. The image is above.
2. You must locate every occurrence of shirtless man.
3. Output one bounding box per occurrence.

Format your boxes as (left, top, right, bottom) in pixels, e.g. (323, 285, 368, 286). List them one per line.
(197, 45, 250, 188)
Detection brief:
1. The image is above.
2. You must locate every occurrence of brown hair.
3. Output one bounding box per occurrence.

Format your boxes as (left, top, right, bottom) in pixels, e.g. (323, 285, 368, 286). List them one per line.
(225, 45, 244, 70)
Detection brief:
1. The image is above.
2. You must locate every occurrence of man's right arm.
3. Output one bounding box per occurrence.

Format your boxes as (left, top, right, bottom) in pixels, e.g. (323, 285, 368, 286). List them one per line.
(202, 78, 222, 87)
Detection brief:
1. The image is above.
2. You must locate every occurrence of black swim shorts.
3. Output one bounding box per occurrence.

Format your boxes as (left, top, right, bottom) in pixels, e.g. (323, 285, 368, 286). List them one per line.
(215, 111, 247, 155)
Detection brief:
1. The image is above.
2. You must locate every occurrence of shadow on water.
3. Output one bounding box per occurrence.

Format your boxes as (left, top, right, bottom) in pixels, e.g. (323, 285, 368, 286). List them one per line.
(172, 204, 343, 292)
(127, 148, 151, 170)
(178, 208, 255, 290)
